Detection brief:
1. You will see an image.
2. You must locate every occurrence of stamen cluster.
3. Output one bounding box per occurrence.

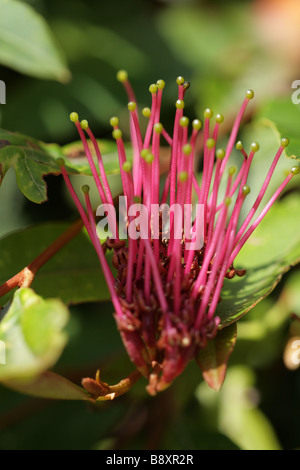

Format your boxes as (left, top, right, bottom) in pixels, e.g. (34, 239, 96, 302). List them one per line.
(58, 72, 299, 394)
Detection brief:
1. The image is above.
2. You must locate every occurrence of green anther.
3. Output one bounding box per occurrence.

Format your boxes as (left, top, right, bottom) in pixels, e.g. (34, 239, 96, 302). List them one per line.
(176, 76, 185, 85)
(251, 142, 260, 153)
(206, 138, 215, 149)
(180, 116, 189, 127)
(204, 108, 213, 119)
(281, 137, 289, 148)
(246, 89, 254, 100)
(116, 70, 128, 82)
(127, 101, 136, 112)
(216, 113, 224, 124)
(80, 119, 89, 130)
(179, 171, 188, 182)
(228, 166, 237, 176)
(141, 148, 150, 159)
(156, 79, 165, 90)
(123, 161, 132, 172)
(81, 184, 90, 194)
(192, 119, 202, 130)
(225, 197, 232, 207)
(154, 122, 163, 134)
(242, 185, 251, 196)
(145, 152, 154, 164)
(133, 195, 142, 204)
(183, 143, 192, 155)
(70, 112, 79, 122)
(57, 157, 65, 167)
(175, 99, 185, 109)
(110, 116, 119, 127)
(236, 141, 243, 150)
(183, 81, 190, 90)
(216, 148, 225, 159)
(291, 166, 300, 175)
(112, 129, 122, 140)
(149, 84, 158, 94)
(142, 107, 151, 118)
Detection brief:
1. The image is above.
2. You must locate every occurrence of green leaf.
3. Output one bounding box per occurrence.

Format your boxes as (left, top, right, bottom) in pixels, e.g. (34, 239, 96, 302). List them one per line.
(257, 98, 300, 160)
(157, 2, 293, 125)
(196, 323, 237, 391)
(157, 4, 249, 72)
(0, 287, 69, 381)
(54, 21, 147, 72)
(0, 129, 60, 203)
(50, 138, 131, 176)
(0, 0, 70, 82)
(0, 129, 123, 203)
(0, 223, 113, 306)
(217, 193, 300, 326)
(4, 371, 91, 401)
(282, 270, 300, 316)
(196, 366, 282, 450)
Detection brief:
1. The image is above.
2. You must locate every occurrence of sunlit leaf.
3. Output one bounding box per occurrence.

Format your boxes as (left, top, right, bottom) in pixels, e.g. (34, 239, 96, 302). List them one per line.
(0, 288, 69, 381)
(257, 97, 300, 160)
(0, 0, 70, 82)
(217, 193, 300, 326)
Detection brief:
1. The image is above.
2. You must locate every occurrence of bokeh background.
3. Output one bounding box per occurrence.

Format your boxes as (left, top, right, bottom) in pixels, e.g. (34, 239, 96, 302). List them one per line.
(0, 0, 300, 450)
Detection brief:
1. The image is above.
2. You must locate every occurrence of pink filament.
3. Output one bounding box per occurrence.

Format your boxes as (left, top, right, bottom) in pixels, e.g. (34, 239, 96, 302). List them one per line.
(63, 77, 297, 349)
(234, 145, 284, 245)
(74, 121, 107, 204)
(60, 165, 123, 318)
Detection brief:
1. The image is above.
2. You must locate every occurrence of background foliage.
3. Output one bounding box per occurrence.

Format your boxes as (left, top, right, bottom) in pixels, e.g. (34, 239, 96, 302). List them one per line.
(0, 0, 300, 450)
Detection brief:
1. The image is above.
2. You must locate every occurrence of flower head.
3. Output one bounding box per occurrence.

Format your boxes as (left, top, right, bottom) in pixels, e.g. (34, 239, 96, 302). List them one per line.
(59, 72, 299, 395)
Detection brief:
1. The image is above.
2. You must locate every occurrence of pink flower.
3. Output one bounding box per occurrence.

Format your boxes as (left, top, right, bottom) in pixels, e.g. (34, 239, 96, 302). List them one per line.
(58, 72, 299, 395)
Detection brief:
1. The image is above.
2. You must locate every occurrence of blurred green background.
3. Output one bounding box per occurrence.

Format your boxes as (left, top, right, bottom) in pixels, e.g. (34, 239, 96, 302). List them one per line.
(0, 0, 300, 450)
